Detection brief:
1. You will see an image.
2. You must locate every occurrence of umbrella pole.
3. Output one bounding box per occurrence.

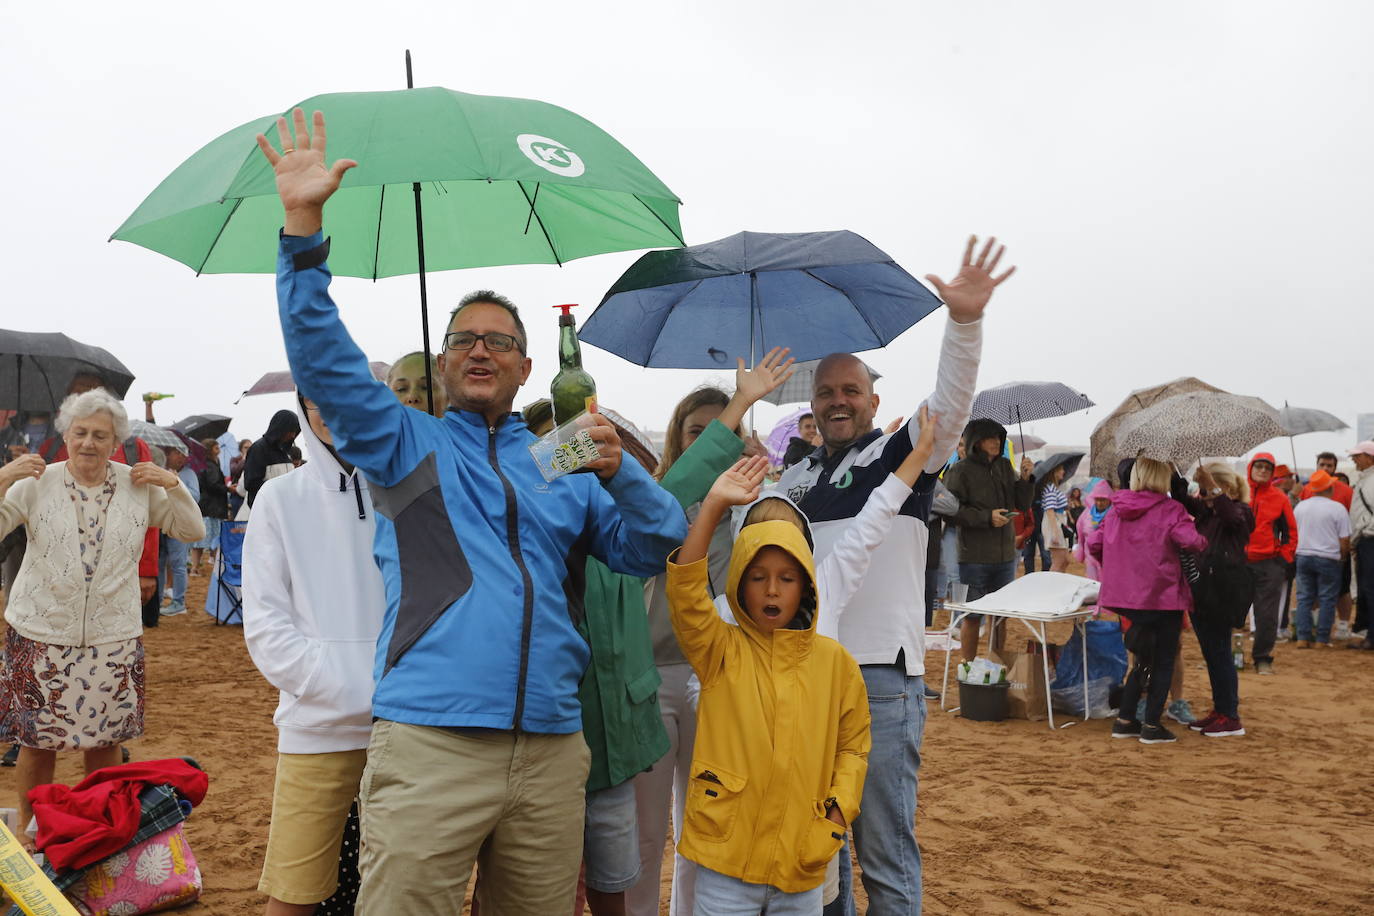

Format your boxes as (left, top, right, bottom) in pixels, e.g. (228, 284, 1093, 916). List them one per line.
(748, 272, 757, 434)
(1284, 401, 1297, 470)
(1016, 404, 1026, 457)
(406, 50, 438, 417)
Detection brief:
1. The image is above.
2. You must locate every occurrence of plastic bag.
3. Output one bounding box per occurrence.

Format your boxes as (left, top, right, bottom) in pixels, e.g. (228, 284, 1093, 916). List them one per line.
(1050, 619, 1128, 718)
(956, 656, 1007, 685)
(527, 413, 610, 482)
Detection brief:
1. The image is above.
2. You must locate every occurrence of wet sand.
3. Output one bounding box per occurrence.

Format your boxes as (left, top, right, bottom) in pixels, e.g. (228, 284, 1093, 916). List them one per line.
(3, 575, 1371, 914)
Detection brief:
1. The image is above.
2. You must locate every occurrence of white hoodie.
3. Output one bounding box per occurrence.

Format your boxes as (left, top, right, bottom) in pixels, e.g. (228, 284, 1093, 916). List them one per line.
(242, 399, 386, 753)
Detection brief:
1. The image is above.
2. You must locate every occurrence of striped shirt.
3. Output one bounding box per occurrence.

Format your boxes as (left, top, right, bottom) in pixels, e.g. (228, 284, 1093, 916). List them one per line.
(1041, 483, 1068, 512)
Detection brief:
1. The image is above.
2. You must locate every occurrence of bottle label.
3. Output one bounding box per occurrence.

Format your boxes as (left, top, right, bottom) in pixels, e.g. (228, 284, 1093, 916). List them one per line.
(585, 395, 597, 415)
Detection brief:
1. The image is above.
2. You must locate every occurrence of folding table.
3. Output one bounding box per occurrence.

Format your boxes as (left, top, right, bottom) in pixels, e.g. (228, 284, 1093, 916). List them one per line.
(939, 603, 1096, 730)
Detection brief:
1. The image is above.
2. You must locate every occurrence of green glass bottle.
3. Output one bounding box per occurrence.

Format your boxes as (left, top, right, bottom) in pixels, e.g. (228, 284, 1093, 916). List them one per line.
(550, 304, 597, 426)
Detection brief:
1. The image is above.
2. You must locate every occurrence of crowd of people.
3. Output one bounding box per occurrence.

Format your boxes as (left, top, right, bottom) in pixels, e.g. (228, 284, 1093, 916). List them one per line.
(0, 105, 1369, 916)
(933, 435, 1372, 744)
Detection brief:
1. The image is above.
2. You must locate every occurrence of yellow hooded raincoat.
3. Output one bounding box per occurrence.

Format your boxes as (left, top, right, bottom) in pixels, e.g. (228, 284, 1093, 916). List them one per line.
(665, 519, 871, 894)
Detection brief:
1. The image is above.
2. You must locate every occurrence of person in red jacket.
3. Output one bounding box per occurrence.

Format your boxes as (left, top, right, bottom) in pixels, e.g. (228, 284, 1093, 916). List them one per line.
(1246, 453, 1298, 674)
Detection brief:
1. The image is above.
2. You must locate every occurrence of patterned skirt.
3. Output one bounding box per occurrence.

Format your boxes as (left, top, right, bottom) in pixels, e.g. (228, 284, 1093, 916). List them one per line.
(0, 628, 145, 751)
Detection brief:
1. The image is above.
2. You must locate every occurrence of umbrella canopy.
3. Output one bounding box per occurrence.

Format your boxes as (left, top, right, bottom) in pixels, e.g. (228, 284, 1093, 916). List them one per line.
(760, 358, 881, 407)
(130, 420, 187, 453)
(0, 330, 135, 414)
(581, 230, 943, 368)
(1011, 433, 1046, 453)
(240, 363, 390, 400)
(111, 87, 683, 277)
(172, 414, 232, 441)
(1089, 377, 1224, 480)
(1034, 451, 1085, 484)
(1278, 405, 1348, 437)
(970, 380, 1094, 428)
(766, 407, 815, 465)
(1114, 392, 1286, 469)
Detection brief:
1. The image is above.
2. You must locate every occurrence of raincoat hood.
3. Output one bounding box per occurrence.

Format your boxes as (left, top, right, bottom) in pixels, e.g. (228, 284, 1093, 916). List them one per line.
(263, 409, 300, 445)
(729, 491, 816, 549)
(1248, 452, 1277, 490)
(961, 417, 1008, 464)
(1087, 480, 1115, 503)
(1108, 488, 1170, 521)
(726, 520, 817, 635)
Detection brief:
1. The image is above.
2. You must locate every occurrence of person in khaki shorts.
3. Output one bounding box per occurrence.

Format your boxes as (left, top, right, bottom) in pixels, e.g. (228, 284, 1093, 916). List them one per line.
(257, 109, 687, 915)
(243, 395, 386, 914)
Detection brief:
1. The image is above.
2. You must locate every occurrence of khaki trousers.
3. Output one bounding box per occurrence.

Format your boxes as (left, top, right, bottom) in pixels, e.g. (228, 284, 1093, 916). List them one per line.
(355, 720, 590, 916)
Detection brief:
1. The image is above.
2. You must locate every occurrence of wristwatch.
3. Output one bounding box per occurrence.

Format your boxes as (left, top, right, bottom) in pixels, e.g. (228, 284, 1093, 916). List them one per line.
(1208, 487, 1222, 497)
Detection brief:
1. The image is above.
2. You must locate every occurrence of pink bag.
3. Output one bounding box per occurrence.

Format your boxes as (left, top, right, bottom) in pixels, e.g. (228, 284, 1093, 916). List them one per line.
(67, 822, 202, 915)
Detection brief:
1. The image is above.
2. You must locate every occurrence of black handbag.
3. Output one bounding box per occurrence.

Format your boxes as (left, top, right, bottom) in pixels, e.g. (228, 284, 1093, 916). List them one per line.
(1192, 555, 1254, 628)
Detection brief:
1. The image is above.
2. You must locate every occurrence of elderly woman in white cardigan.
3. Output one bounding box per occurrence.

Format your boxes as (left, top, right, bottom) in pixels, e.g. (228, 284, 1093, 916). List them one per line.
(0, 389, 203, 837)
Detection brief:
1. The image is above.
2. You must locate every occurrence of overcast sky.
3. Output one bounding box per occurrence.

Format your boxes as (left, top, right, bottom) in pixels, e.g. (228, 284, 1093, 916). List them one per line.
(4, 1, 1369, 471)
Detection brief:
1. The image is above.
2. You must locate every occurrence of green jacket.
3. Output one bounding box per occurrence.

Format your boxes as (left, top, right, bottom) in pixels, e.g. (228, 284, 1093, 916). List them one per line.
(579, 419, 745, 792)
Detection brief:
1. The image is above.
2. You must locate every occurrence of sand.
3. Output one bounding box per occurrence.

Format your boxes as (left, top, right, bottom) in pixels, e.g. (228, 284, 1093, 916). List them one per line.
(3, 574, 1372, 915)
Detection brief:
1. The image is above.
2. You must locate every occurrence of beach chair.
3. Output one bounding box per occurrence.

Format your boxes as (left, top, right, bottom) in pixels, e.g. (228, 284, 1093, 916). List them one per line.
(212, 519, 247, 626)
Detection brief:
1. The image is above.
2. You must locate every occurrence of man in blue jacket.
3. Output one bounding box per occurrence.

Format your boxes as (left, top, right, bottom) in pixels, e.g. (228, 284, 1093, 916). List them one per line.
(258, 109, 686, 916)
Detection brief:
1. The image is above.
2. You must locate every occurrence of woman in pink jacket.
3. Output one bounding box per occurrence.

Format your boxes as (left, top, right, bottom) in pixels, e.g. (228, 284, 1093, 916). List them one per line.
(1087, 457, 1207, 745)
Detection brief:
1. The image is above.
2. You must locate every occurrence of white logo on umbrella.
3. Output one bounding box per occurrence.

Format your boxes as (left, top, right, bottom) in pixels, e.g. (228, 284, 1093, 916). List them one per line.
(517, 134, 586, 177)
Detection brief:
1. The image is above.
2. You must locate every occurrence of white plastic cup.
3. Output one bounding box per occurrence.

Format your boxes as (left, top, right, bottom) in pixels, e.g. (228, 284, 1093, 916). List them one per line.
(950, 583, 969, 605)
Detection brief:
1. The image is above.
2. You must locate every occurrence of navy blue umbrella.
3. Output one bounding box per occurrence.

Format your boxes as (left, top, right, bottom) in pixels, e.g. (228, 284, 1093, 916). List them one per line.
(580, 230, 943, 368)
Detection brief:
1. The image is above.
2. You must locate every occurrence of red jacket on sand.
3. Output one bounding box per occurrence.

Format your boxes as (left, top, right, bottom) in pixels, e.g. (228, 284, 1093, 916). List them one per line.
(1246, 453, 1298, 564)
(29, 758, 208, 872)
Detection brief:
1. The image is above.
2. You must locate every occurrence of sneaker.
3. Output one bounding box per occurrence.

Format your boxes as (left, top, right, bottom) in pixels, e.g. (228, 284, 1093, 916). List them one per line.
(1335, 620, 1352, 640)
(1314, 641, 1333, 649)
(160, 601, 187, 617)
(1139, 723, 1178, 745)
(1111, 719, 1142, 739)
(1255, 660, 1274, 675)
(922, 684, 941, 701)
(0, 744, 17, 768)
(1294, 640, 1312, 649)
(1201, 715, 1245, 738)
(1188, 710, 1220, 732)
(1275, 628, 1292, 643)
(1165, 699, 1196, 725)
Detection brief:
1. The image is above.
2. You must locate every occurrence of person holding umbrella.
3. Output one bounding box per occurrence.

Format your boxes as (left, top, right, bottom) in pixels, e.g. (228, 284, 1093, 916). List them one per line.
(191, 438, 232, 576)
(775, 235, 1015, 915)
(259, 108, 685, 915)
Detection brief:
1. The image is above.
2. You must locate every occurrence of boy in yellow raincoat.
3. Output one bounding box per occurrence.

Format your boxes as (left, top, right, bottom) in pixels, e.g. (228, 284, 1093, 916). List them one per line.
(666, 408, 937, 913)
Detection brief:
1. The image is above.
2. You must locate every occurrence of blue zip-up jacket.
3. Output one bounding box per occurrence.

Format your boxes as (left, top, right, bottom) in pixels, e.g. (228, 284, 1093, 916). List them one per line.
(276, 232, 687, 733)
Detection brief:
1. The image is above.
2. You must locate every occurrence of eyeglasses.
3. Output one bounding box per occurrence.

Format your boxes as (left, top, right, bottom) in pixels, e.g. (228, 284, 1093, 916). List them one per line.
(444, 331, 525, 354)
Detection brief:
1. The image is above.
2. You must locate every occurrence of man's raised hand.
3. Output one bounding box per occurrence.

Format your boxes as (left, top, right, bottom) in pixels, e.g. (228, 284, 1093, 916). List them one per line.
(255, 108, 358, 237)
(924, 236, 1016, 325)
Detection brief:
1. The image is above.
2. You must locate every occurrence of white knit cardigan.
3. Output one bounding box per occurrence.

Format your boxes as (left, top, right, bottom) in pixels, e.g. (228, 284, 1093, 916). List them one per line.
(0, 461, 204, 646)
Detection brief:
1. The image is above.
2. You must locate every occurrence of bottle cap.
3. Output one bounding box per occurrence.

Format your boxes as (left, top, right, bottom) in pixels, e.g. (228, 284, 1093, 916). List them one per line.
(552, 304, 580, 316)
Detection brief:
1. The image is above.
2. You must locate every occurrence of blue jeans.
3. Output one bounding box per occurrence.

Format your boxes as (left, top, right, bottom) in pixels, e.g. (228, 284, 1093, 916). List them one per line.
(1021, 505, 1050, 575)
(1294, 554, 1342, 643)
(958, 560, 1018, 603)
(160, 535, 189, 605)
(693, 866, 822, 915)
(836, 665, 924, 915)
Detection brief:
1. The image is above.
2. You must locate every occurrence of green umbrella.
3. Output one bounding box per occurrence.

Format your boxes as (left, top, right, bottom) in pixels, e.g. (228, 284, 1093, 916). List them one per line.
(112, 60, 684, 412)
(112, 88, 683, 277)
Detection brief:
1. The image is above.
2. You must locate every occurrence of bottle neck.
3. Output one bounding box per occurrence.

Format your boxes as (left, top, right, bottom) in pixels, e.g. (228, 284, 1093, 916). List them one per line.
(558, 317, 582, 370)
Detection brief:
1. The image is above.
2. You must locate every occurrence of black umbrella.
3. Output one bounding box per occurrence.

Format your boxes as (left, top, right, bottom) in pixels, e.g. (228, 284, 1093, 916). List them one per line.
(0, 330, 135, 414)
(172, 414, 232, 441)
(1033, 451, 1085, 484)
